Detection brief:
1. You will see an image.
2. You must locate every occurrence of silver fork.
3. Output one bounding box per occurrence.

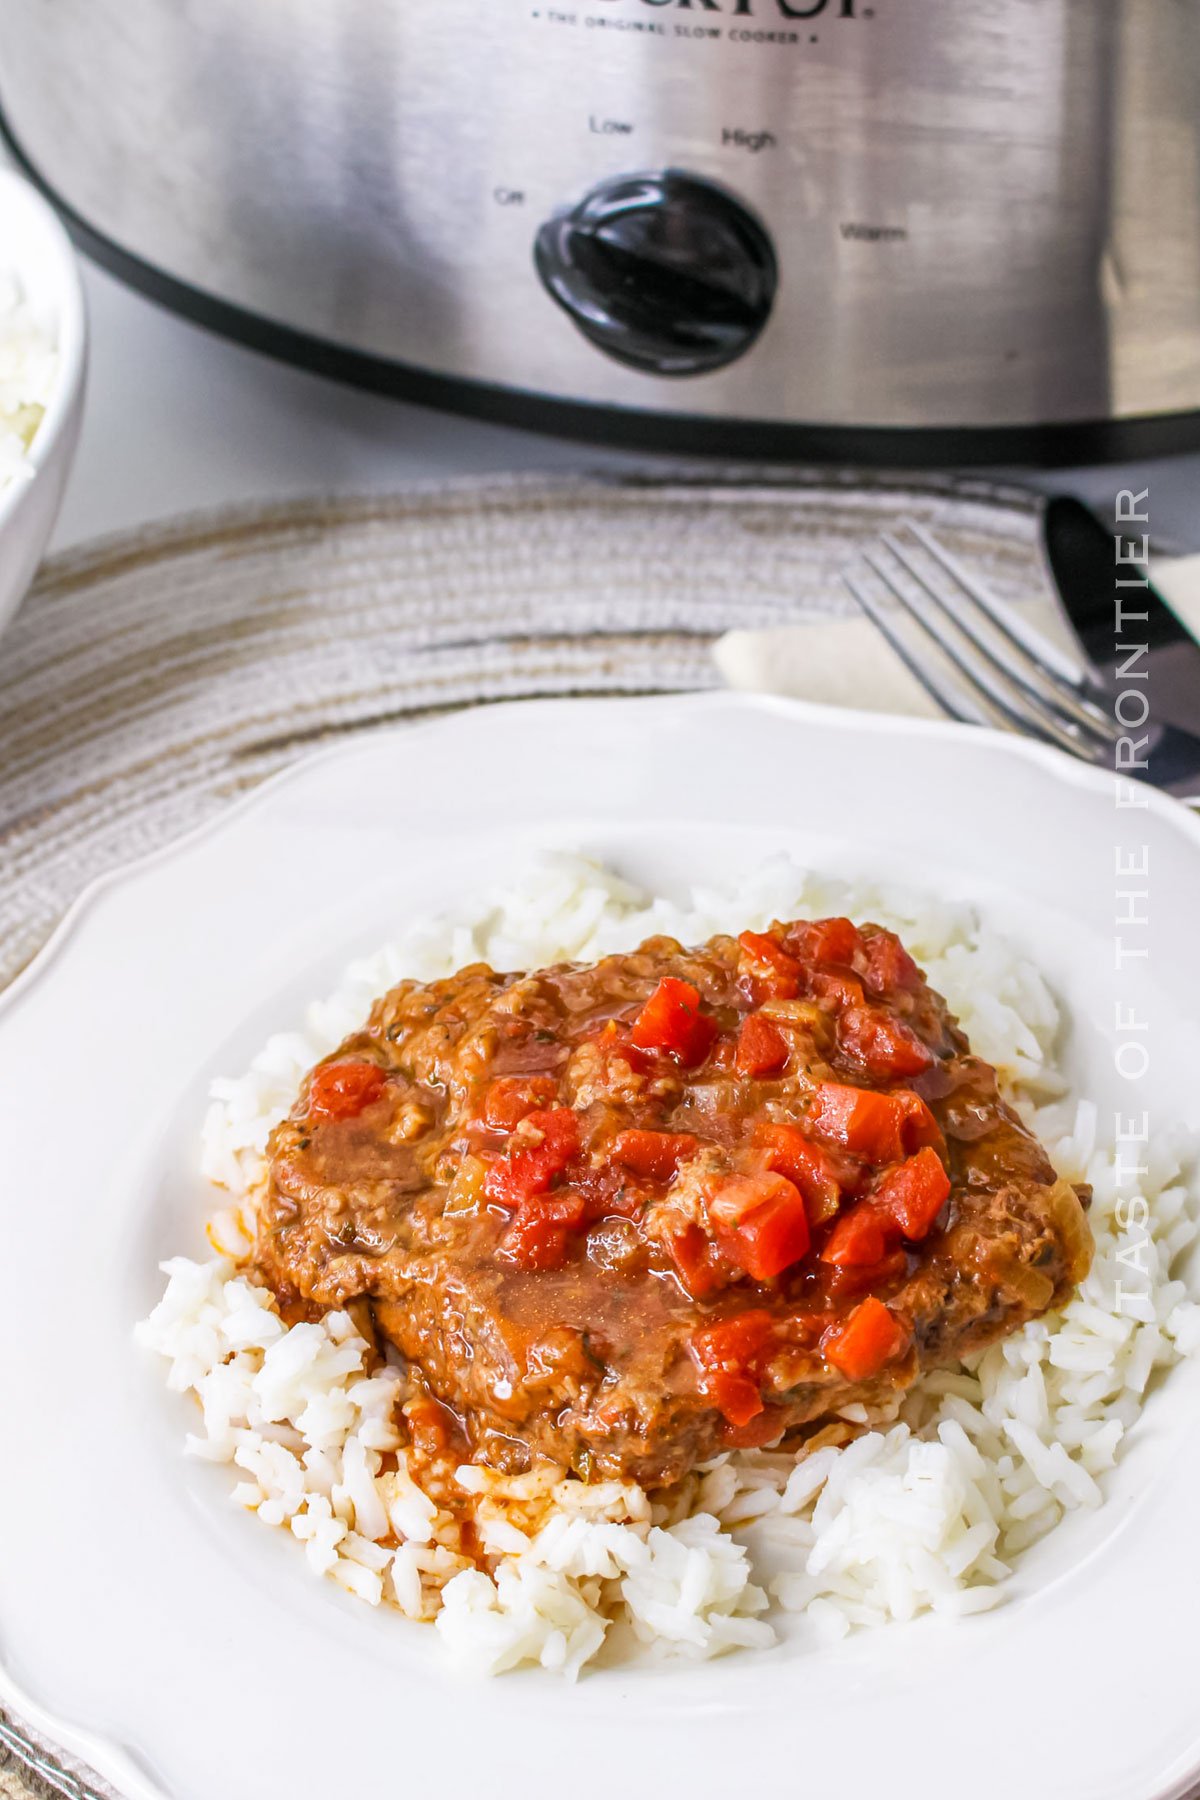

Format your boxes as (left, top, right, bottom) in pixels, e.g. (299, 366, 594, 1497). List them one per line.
(843, 520, 1200, 801)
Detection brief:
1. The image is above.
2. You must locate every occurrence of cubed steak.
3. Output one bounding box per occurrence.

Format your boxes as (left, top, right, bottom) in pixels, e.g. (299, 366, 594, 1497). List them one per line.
(252, 917, 1093, 1488)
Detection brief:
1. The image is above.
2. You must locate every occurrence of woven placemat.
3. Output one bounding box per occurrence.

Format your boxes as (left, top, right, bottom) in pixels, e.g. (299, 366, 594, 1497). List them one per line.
(0, 466, 1045, 991)
(0, 467, 1053, 1800)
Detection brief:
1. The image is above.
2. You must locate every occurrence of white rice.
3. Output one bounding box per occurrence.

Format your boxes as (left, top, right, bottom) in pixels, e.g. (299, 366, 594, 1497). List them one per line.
(0, 270, 57, 497)
(137, 853, 1200, 1675)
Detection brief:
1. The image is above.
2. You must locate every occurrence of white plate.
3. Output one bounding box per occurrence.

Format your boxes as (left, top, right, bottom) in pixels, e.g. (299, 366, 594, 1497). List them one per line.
(3, 693, 1200, 1800)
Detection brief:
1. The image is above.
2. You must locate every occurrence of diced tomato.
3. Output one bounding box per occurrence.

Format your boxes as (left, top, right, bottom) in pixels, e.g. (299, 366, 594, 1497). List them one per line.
(571, 1160, 642, 1223)
(630, 978, 718, 1067)
(819, 1202, 890, 1267)
(838, 1005, 934, 1079)
(707, 1371, 763, 1428)
(587, 1017, 654, 1077)
(610, 1129, 698, 1183)
(873, 1146, 950, 1240)
(811, 969, 865, 1011)
(664, 1223, 729, 1299)
(722, 1402, 789, 1449)
(484, 1107, 580, 1209)
(500, 1186, 588, 1271)
(755, 1121, 848, 1224)
(736, 1012, 790, 1077)
(710, 1170, 811, 1282)
(823, 1296, 911, 1381)
(690, 1308, 777, 1424)
(691, 1307, 777, 1368)
(308, 1059, 386, 1121)
(777, 1307, 833, 1344)
(863, 929, 920, 996)
(791, 916, 861, 966)
(737, 930, 802, 1000)
(823, 1249, 911, 1299)
(808, 1083, 942, 1164)
(502, 1213, 570, 1271)
(483, 1075, 558, 1131)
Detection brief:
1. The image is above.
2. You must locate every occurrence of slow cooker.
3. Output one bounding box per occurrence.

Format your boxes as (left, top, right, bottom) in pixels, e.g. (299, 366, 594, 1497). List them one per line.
(2, 0, 1199, 462)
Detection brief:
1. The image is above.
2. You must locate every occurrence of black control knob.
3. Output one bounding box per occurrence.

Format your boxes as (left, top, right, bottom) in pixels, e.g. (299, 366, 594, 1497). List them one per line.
(534, 170, 777, 377)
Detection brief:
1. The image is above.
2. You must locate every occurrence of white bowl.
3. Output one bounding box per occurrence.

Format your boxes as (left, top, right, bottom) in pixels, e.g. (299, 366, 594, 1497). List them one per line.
(0, 168, 87, 636)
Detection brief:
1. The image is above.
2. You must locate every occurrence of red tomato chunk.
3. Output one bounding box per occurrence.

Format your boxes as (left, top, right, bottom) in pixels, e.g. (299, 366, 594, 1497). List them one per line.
(825, 1248, 911, 1300)
(756, 1121, 848, 1224)
(709, 1170, 811, 1282)
(808, 1082, 942, 1165)
(308, 1060, 386, 1121)
(630, 978, 718, 1067)
(610, 1129, 698, 1183)
(501, 1189, 587, 1271)
(735, 1012, 790, 1076)
(810, 968, 865, 1011)
(484, 1107, 580, 1209)
(874, 1146, 951, 1240)
(483, 1075, 558, 1131)
(820, 1202, 890, 1268)
(820, 1142, 949, 1273)
(737, 930, 801, 1000)
(863, 929, 920, 996)
(665, 1223, 729, 1300)
(791, 915, 861, 965)
(722, 1404, 790, 1450)
(705, 1371, 761, 1429)
(690, 1309, 777, 1426)
(823, 1296, 911, 1380)
(838, 1005, 933, 1080)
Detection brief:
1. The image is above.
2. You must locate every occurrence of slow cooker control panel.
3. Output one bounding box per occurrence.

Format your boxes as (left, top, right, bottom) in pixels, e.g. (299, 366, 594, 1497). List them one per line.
(533, 170, 777, 378)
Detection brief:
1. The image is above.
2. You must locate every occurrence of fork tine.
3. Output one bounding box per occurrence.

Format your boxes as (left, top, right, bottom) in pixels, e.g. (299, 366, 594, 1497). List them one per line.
(905, 519, 1093, 691)
(881, 529, 1119, 745)
(841, 573, 993, 727)
(856, 555, 1101, 763)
